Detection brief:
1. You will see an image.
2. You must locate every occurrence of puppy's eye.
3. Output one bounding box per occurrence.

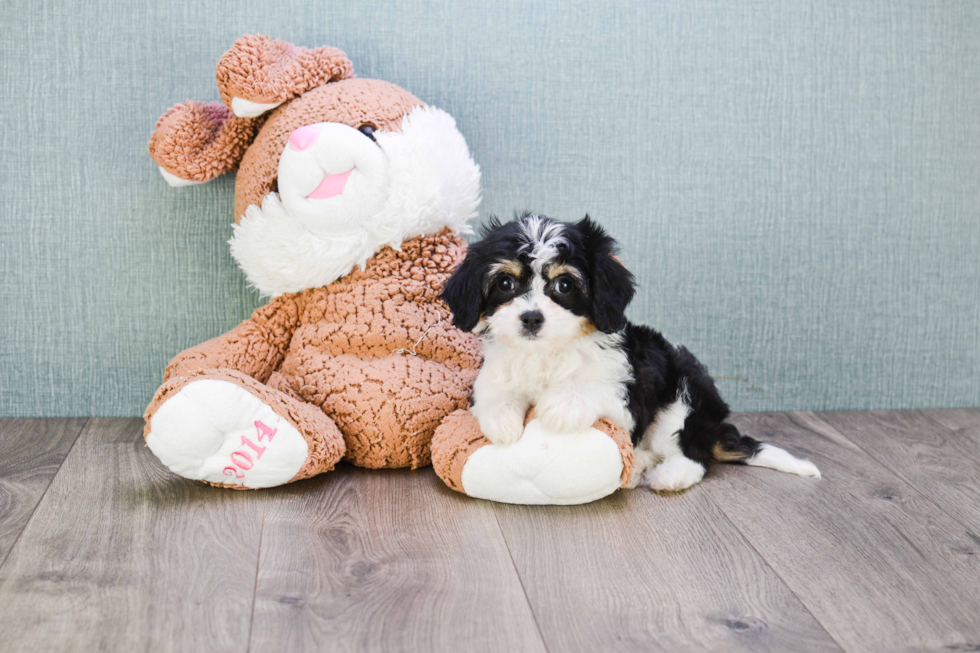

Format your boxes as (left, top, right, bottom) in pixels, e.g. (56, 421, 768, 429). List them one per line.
(496, 275, 516, 293)
(358, 124, 376, 142)
(555, 276, 573, 295)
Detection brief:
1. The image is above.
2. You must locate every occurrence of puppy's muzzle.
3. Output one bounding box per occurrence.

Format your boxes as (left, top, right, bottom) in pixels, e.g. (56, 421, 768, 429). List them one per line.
(520, 310, 544, 337)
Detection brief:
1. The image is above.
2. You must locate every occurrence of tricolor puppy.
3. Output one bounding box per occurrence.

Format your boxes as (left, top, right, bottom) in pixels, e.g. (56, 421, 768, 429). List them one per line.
(441, 213, 820, 492)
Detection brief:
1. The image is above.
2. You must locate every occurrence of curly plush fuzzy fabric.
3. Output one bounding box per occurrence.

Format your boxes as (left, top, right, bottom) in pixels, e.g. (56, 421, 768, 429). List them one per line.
(215, 34, 354, 110)
(147, 34, 421, 220)
(145, 35, 482, 485)
(154, 230, 481, 470)
(431, 409, 491, 493)
(592, 418, 636, 488)
(148, 101, 259, 183)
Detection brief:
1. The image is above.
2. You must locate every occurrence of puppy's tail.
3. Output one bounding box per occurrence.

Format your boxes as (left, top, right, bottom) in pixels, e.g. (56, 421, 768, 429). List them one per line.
(713, 423, 821, 478)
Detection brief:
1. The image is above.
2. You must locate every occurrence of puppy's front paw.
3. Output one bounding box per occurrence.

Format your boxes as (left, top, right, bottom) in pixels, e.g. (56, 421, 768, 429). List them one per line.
(536, 393, 599, 434)
(643, 455, 706, 492)
(476, 406, 525, 446)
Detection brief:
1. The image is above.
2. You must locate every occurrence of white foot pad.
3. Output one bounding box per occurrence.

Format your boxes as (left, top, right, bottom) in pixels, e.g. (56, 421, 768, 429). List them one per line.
(459, 419, 625, 505)
(643, 455, 705, 492)
(158, 166, 205, 188)
(146, 380, 308, 488)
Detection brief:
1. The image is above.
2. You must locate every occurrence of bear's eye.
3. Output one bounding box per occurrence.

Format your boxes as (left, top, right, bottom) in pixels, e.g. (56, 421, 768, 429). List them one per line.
(555, 276, 573, 295)
(496, 275, 516, 293)
(358, 125, 376, 142)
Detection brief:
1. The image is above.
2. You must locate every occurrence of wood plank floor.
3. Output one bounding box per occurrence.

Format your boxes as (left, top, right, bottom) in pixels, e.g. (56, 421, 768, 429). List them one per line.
(0, 409, 978, 653)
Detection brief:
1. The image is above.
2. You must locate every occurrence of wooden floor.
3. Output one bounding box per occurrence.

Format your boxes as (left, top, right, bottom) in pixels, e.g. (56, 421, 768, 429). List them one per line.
(1, 410, 979, 652)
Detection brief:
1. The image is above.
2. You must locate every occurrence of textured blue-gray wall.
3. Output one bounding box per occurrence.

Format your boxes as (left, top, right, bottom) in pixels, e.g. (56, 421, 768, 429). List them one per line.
(1, 0, 978, 417)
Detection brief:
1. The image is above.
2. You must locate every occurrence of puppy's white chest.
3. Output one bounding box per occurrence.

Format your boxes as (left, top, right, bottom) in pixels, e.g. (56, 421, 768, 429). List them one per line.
(482, 335, 630, 401)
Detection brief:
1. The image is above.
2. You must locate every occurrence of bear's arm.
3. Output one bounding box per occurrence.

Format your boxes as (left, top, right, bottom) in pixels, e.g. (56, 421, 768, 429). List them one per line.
(163, 294, 303, 383)
(413, 301, 483, 372)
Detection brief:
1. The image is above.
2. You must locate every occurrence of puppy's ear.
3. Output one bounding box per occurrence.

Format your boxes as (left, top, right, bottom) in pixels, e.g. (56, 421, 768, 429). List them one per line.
(441, 247, 487, 332)
(579, 216, 635, 333)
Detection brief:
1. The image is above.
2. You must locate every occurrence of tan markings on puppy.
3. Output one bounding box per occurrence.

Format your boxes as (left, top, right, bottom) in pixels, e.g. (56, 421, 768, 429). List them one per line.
(580, 320, 598, 336)
(484, 259, 524, 294)
(479, 298, 513, 321)
(712, 442, 749, 462)
(546, 264, 584, 281)
(491, 259, 524, 277)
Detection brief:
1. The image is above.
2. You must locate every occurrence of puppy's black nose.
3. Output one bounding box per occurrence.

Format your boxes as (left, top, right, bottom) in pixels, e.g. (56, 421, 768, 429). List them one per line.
(520, 310, 544, 335)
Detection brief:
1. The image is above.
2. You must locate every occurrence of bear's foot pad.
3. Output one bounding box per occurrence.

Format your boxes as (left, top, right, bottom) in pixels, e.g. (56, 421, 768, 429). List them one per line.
(460, 420, 625, 505)
(146, 379, 308, 488)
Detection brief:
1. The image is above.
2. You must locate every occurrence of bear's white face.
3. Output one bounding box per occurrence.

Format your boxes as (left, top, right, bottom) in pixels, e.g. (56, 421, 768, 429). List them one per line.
(276, 122, 391, 237)
(229, 106, 481, 297)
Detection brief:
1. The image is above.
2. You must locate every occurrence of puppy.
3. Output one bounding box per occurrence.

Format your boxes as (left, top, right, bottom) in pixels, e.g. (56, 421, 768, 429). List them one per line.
(441, 213, 820, 491)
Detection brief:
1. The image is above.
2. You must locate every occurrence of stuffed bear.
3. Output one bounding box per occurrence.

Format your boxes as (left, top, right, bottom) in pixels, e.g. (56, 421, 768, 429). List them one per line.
(143, 35, 483, 488)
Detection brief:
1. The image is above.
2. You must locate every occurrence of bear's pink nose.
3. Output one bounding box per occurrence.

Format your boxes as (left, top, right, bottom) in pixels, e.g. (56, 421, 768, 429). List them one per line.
(289, 125, 320, 151)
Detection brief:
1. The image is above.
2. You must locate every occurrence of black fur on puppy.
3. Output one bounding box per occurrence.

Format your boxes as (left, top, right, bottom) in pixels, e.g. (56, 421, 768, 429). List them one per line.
(442, 212, 820, 491)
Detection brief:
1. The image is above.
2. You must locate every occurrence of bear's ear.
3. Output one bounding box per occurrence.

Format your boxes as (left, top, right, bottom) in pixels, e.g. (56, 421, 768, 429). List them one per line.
(216, 35, 354, 118)
(148, 101, 258, 187)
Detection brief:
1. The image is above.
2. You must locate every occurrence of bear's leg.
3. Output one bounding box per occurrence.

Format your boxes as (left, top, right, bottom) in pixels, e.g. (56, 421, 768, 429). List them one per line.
(144, 369, 344, 489)
(301, 353, 477, 469)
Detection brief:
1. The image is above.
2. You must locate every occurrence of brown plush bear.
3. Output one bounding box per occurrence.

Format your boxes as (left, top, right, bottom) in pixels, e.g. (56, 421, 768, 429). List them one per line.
(143, 35, 483, 488)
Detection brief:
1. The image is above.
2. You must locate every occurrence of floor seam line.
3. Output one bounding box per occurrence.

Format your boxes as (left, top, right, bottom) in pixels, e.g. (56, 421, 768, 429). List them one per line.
(918, 408, 980, 434)
(246, 499, 268, 653)
(0, 417, 89, 572)
(491, 504, 551, 653)
(695, 481, 850, 652)
(804, 411, 980, 536)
